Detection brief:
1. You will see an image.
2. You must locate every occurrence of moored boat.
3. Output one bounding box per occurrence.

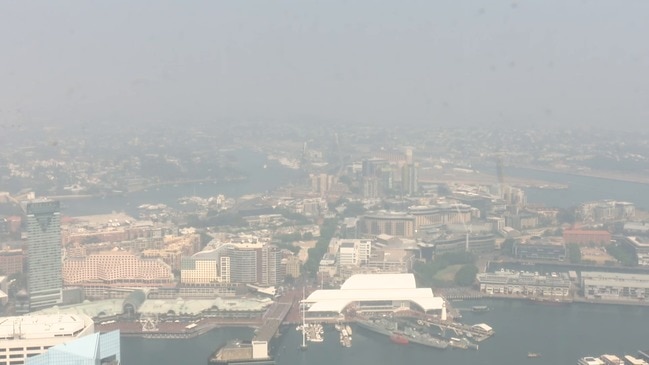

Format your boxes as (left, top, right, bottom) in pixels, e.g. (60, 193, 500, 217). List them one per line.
(472, 305, 490, 312)
(390, 333, 409, 345)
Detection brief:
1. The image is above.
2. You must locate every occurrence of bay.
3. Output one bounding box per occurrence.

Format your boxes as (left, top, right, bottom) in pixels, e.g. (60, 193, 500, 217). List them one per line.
(60, 149, 303, 217)
(500, 166, 649, 210)
(121, 327, 254, 365)
(122, 300, 649, 365)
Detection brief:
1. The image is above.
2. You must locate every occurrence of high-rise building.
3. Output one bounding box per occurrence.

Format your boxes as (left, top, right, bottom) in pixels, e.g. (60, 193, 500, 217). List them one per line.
(401, 162, 419, 196)
(187, 241, 282, 286)
(26, 201, 63, 311)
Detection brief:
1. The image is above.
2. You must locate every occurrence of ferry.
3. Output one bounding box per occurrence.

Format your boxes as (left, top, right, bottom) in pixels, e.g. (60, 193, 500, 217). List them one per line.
(528, 353, 541, 358)
(472, 305, 489, 312)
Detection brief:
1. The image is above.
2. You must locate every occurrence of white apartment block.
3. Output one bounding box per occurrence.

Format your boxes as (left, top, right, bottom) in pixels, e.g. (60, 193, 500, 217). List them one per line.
(180, 256, 231, 285)
(337, 239, 372, 268)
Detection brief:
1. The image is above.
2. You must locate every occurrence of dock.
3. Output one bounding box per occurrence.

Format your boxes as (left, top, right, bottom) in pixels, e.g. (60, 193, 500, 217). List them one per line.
(208, 301, 292, 365)
(254, 302, 292, 342)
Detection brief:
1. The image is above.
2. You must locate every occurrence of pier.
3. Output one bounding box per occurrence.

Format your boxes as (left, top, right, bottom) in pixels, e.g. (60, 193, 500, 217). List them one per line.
(253, 301, 292, 342)
(208, 301, 292, 364)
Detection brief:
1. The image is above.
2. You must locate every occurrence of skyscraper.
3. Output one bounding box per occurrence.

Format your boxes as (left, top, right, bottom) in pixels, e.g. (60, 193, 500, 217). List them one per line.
(26, 200, 63, 311)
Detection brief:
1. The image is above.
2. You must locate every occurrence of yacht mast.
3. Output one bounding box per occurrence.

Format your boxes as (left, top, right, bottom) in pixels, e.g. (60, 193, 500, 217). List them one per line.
(301, 287, 307, 349)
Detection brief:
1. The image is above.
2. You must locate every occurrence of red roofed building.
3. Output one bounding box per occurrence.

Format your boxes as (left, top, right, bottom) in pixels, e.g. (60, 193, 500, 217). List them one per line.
(563, 229, 611, 245)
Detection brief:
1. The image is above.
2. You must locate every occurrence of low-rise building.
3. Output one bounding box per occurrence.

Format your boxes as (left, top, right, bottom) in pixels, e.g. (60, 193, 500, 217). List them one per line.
(563, 229, 611, 246)
(303, 273, 445, 319)
(0, 248, 23, 277)
(476, 270, 571, 297)
(514, 236, 566, 261)
(0, 314, 95, 365)
(581, 272, 649, 301)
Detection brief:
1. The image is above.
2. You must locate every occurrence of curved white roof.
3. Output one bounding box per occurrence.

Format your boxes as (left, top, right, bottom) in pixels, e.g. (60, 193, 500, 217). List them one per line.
(306, 288, 443, 313)
(305, 273, 443, 313)
(340, 273, 417, 290)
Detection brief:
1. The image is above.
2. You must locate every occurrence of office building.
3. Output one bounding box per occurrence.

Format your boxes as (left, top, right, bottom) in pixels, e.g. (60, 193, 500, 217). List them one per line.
(359, 212, 416, 238)
(337, 239, 372, 268)
(401, 163, 419, 196)
(26, 201, 63, 311)
(620, 236, 649, 266)
(189, 241, 281, 286)
(26, 330, 120, 365)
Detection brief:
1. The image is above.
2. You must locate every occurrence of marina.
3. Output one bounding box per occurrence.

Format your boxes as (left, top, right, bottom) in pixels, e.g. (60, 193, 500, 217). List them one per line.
(296, 323, 325, 343)
(334, 323, 353, 348)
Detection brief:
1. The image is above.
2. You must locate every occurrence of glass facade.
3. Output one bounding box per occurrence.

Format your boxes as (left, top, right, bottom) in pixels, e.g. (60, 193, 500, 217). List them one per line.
(26, 330, 120, 365)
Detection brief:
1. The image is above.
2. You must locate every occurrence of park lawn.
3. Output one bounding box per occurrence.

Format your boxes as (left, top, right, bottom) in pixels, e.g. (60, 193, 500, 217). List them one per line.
(433, 264, 464, 282)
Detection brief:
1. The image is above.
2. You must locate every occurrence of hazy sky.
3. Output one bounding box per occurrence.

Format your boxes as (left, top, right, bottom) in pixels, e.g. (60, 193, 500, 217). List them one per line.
(1, 1, 648, 130)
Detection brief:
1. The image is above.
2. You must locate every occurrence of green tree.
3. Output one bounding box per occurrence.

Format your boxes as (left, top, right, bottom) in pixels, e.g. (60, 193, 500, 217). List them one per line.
(342, 201, 366, 217)
(606, 243, 637, 266)
(500, 239, 516, 256)
(557, 207, 576, 224)
(567, 243, 581, 263)
(303, 218, 339, 278)
(454, 264, 478, 286)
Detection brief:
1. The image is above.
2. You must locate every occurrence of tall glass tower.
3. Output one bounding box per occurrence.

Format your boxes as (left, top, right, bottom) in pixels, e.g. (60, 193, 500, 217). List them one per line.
(26, 200, 63, 311)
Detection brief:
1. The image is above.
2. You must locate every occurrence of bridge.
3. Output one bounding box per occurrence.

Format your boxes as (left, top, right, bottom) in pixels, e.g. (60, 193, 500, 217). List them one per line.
(253, 301, 292, 342)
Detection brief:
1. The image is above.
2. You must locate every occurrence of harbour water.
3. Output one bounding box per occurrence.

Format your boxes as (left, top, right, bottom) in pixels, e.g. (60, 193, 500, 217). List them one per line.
(121, 299, 649, 365)
(59, 149, 303, 217)
(502, 166, 649, 210)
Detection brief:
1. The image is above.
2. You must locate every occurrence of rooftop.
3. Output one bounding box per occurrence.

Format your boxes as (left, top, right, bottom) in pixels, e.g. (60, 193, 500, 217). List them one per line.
(304, 273, 443, 313)
(0, 314, 93, 340)
(33, 299, 125, 319)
